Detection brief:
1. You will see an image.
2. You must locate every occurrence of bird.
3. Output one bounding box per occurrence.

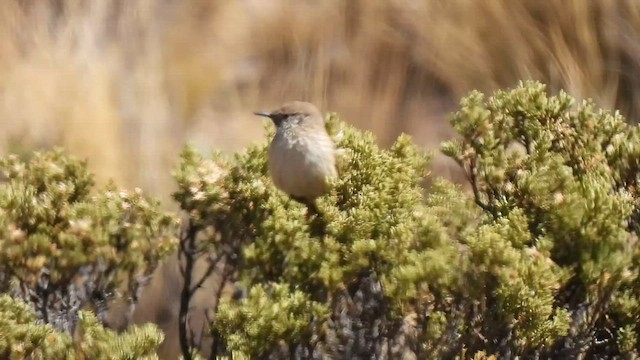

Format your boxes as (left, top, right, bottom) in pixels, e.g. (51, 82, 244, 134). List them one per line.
(254, 101, 337, 214)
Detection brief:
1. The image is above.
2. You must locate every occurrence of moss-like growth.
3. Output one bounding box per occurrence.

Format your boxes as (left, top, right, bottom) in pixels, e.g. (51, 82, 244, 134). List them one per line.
(0, 150, 176, 357)
(442, 81, 640, 357)
(175, 110, 455, 357)
(0, 294, 163, 359)
(174, 81, 640, 358)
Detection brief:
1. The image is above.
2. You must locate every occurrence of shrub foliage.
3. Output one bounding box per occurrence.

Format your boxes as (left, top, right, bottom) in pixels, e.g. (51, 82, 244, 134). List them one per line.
(0, 294, 164, 360)
(4, 81, 640, 359)
(0, 150, 176, 358)
(174, 81, 640, 359)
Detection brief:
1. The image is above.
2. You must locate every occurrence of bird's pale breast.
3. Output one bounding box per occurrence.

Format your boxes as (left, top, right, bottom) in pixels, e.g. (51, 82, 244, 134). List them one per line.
(268, 127, 337, 200)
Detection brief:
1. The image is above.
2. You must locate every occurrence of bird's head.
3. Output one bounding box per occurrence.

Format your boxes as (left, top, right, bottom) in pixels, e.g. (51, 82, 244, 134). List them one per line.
(254, 101, 324, 128)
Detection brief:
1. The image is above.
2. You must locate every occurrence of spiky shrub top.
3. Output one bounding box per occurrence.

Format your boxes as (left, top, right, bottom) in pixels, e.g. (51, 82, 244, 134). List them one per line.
(0, 150, 177, 332)
(0, 294, 163, 360)
(442, 81, 640, 357)
(175, 115, 470, 358)
(175, 81, 640, 359)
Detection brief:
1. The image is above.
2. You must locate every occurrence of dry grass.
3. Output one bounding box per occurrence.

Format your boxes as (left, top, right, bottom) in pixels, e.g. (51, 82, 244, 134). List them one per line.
(418, 0, 640, 119)
(3, 0, 640, 358)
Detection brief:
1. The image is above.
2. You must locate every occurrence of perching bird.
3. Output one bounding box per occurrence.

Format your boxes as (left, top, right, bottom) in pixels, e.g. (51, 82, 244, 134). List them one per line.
(254, 101, 337, 213)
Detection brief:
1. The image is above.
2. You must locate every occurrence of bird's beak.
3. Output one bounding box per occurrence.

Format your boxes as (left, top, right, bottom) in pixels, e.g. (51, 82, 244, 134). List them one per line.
(253, 111, 271, 118)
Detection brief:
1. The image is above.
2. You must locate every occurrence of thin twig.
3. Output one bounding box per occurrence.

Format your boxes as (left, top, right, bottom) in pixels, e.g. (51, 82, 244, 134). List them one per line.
(468, 158, 496, 216)
(178, 219, 199, 360)
(189, 253, 225, 297)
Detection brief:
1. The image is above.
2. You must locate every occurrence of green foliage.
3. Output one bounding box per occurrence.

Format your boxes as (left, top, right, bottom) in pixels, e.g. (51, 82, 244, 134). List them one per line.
(0, 294, 163, 359)
(0, 150, 176, 285)
(442, 80, 640, 357)
(216, 283, 328, 356)
(174, 114, 436, 355)
(0, 150, 174, 358)
(0, 294, 70, 359)
(8, 81, 640, 358)
(176, 113, 474, 358)
(167, 80, 640, 360)
(174, 80, 640, 359)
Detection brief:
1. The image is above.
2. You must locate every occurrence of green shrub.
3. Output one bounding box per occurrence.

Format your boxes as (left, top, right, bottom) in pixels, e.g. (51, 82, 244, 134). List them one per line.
(442, 81, 640, 357)
(7, 80, 636, 359)
(175, 81, 640, 358)
(0, 150, 176, 357)
(0, 294, 163, 359)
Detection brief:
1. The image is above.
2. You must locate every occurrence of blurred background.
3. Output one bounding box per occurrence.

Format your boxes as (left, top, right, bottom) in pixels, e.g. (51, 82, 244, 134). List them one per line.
(3, 0, 640, 358)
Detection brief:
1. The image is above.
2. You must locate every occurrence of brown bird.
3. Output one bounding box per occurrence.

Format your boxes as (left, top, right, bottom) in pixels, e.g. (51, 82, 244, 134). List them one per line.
(255, 101, 337, 213)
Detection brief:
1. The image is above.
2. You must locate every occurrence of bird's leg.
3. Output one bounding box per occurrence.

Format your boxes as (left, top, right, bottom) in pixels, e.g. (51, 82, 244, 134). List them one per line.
(290, 196, 329, 238)
(290, 195, 319, 216)
(289, 195, 306, 204)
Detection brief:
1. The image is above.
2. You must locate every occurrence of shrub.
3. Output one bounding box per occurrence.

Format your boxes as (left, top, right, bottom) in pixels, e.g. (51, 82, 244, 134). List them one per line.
(0, 150, 176, 357)
(3, 81, 638, 358)
(442, 80, 640, 358)
(175, 81, 640, 359)
(0, 294, 164, 359)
